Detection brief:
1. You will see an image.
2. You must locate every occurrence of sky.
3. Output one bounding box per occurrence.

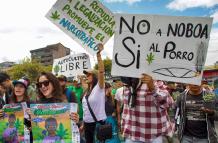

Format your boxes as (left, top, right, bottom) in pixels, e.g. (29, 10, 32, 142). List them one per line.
(0, 0, 218, 66)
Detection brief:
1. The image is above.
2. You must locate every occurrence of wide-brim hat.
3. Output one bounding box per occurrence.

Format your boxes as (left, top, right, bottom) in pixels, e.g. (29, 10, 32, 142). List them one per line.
(12, 79, 28, 89)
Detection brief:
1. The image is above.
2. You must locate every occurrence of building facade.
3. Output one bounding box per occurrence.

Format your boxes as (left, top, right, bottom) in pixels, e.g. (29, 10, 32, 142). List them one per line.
(30, 43, 70, 66)
(0, 61, 16, 71)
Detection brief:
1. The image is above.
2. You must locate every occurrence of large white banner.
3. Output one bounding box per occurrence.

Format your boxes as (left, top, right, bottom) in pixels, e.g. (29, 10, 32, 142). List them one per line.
(46, 0, 115, 55)
(52, 53, 91, 77)
(112, 14, 213, 85)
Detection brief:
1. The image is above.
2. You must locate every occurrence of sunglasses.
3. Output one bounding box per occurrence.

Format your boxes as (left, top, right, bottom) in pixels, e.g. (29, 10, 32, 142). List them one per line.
(36, 80, 50, 88)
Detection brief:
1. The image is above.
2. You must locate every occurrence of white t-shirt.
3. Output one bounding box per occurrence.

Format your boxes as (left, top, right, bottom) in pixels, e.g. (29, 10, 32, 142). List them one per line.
(82, 83, 107, 123)
(115, 87, 124, 103)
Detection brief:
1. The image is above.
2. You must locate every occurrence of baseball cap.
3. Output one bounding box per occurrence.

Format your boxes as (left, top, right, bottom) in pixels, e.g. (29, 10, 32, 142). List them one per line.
(12, 79, 28, 89)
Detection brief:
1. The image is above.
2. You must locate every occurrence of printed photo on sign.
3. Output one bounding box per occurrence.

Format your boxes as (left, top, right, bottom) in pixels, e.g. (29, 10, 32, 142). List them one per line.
(0, 104, 24, 143)
(30, 103, 79, 143)
(46, 0, 115, 55)
(112, 14, 213, 85)
(52, 53, 91, 77)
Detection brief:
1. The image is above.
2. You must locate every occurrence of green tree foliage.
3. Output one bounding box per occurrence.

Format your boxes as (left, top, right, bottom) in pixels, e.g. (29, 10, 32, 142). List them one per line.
(56, 122, 69, 139)
(7, 58, 52, 83)
(94, 57, 112, 75)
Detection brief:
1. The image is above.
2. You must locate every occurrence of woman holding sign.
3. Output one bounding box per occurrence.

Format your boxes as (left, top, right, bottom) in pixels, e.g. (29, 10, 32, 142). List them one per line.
(36, 72, 79, 122)
(0, 78, 33, 142)
(81, 44, 108, 143)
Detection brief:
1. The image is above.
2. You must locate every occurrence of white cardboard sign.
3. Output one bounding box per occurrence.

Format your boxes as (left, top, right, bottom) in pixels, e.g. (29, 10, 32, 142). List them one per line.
(46, 0, 115, 55)
(112, 14, 213, 85)
(52, 53, 91, 77)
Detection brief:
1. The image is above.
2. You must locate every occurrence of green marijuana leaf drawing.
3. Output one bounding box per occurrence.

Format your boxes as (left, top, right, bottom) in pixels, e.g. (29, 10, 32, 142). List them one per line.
(50, 11, 60, 20)
(146, 52, 155, 65)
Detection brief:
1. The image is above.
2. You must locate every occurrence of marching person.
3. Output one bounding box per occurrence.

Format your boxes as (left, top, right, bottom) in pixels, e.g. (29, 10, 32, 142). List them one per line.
(81, 43, 107, 143)
(176, 82, 218, 143)
(121, 74, 174, 143)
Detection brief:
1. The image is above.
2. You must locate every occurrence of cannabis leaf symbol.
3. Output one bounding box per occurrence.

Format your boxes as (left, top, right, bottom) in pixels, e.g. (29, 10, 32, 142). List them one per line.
(50, 11, 60, 21)
(146, 52, 155, 65)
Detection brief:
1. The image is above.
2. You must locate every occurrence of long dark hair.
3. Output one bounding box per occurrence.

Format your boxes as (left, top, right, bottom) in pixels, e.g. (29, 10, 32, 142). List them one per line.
(105, 82, 114, 105)
(10, 85, 29, 103)
(85, 73, 98, 96)
(121, 77, 141, 107)
(37, 72, 63, 102)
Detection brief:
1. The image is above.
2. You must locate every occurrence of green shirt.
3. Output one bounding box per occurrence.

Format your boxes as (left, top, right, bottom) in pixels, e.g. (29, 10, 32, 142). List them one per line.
(111, 88, 117, 95)
(72, 86, 84, 120)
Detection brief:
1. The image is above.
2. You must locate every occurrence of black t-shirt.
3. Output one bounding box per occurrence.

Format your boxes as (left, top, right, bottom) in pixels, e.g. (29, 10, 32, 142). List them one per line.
(184, 92, 207, 138)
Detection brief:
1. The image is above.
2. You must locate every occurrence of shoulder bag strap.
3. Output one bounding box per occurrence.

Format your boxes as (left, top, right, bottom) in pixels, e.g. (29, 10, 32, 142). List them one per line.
(85, 95, 98, 122)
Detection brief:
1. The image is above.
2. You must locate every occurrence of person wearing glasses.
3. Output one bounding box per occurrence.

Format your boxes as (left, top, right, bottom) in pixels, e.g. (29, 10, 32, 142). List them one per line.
(81, 44, 106, 143)
(35, 72, 79, 123)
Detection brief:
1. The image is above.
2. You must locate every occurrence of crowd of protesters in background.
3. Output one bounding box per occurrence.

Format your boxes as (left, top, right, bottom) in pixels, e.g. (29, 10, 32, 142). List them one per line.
(0, 44, 217, 143)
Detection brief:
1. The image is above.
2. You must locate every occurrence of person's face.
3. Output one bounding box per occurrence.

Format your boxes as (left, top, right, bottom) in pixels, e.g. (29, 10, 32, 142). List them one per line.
(38, 76, 54, 98)
(1, 79, 11, 89)
(58, 79, 66, 87)
(14, 83, 25, 97)
(86, 73, 93, 84)
(8, 117, 16, 126)
(46, 121, 57, 134)
(72, 81, 78, 87)
(0, 84, 6, 96)
(188, 84, 202, 92)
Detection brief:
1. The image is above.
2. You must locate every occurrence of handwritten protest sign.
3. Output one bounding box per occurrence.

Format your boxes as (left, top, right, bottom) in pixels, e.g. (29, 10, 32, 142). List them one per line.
(0, 104, 24, 143)
(30, 103, 79, 143)
(112, 14, 213, 85)
(52, 53, 91, 77)
(46, 0, 115, 55)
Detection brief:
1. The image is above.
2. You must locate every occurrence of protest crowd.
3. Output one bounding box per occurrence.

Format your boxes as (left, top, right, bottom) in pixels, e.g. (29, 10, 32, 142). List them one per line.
(0, 43, 217, 143)
(1, 0, 218, 143)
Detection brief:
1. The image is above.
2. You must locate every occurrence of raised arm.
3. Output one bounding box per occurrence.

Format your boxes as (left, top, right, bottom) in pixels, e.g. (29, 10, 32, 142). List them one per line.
(97, 43, 105, 89)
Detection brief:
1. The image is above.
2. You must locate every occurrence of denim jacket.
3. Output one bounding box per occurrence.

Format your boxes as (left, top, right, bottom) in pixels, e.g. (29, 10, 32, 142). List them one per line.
(176, 90, 218, 143)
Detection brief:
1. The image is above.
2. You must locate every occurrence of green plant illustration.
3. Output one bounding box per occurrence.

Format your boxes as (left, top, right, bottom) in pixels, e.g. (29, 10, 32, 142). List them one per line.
(146, 52, 155, 65)
(56, 123, 69, 139)
(54, 65, 60, 76)
(203, 93, 215, 102)
(15, 118, 22, 130)
(50, 11, 60, 21)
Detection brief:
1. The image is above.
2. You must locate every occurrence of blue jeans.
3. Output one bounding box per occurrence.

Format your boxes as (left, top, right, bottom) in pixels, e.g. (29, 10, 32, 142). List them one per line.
(182, 135, 208, 143)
